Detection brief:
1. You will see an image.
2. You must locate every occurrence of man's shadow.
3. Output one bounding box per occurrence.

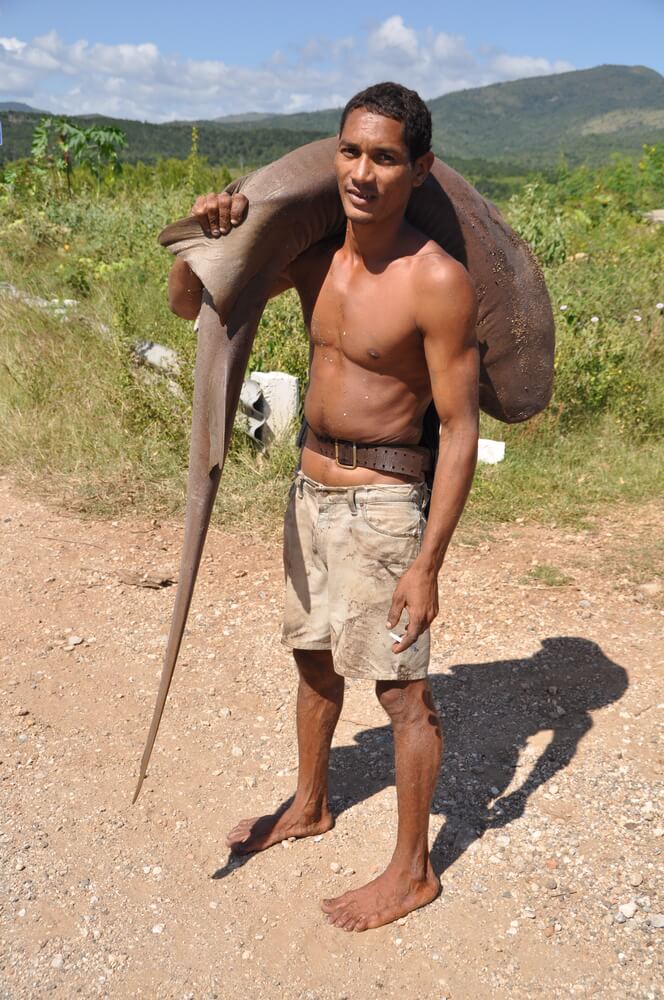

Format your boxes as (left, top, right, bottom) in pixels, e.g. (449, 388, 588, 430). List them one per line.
(213, 637, 627, 879)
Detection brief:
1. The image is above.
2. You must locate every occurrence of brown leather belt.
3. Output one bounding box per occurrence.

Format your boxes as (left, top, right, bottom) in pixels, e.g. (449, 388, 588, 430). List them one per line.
(307, 430, 431, 478)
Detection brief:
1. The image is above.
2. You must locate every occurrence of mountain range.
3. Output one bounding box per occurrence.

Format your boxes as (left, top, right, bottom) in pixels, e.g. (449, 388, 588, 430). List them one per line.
(1, 64, 662, 169)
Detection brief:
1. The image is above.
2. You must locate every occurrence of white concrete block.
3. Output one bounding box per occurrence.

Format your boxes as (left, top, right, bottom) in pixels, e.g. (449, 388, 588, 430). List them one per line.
(250, 371, 299, 443)
(478, 438, 506, 464)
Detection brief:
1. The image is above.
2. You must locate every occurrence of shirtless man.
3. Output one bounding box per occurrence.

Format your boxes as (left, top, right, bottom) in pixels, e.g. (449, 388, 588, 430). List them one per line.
(169, 82, 479, 931)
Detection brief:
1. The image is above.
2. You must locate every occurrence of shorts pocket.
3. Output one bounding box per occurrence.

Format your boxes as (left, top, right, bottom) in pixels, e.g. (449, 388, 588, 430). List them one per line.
(360, 500, 422, 538)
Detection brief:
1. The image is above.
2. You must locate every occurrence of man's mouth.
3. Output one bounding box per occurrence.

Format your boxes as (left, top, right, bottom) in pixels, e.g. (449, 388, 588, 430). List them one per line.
(346, 189, 377, 206)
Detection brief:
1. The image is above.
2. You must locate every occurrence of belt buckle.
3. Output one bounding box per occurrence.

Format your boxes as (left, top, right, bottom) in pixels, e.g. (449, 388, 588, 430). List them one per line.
(334, 440, 357, 470)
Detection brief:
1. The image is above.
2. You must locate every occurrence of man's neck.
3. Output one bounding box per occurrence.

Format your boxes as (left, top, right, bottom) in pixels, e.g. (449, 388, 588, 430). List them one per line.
(342, 215, 410, 268)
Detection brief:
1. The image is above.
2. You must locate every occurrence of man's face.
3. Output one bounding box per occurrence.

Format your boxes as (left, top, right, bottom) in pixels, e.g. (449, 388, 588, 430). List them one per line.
(335, 108, 430, 226)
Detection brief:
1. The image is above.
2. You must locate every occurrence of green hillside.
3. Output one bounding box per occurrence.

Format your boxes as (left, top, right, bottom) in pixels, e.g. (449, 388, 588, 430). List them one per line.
(1, 65, 662, 169)
(0, 113, 327, 168)
(216, 65, 664, 165)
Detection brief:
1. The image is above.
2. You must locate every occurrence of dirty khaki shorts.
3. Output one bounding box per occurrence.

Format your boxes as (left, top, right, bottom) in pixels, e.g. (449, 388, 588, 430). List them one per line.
(281, 472, 430, 681)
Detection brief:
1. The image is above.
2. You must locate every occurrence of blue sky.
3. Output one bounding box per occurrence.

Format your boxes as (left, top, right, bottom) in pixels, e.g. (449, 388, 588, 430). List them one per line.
(0, 0, 661, 120)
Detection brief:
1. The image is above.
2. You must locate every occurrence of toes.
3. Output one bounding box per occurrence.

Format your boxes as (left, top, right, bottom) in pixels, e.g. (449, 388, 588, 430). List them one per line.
(353, 916, 369, 932)
(321, 892, 350, 913)
(332, 909, 357, 931)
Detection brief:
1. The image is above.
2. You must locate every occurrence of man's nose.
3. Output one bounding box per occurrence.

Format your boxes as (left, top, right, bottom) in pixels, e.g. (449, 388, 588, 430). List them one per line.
(352, 154, 374, 184)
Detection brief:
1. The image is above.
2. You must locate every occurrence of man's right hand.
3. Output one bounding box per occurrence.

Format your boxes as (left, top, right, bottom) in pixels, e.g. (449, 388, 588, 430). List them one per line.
(191, 191, 249, 238)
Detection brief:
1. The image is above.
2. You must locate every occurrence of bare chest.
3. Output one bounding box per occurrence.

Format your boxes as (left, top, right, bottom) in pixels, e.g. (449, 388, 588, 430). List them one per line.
(304, 268, 423, 371)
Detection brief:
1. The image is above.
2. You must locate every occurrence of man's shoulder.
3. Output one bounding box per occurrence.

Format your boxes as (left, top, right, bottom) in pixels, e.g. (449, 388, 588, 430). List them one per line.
(409, 240, 475, 299)
(410, 242, 478, 339)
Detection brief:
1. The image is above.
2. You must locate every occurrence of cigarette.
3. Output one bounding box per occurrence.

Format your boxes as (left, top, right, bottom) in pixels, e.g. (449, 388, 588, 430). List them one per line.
(389, 631, 418, 652)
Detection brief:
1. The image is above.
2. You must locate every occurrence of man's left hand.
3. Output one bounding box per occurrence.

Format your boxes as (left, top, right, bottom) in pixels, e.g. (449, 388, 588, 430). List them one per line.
(386, 563, 439, 653)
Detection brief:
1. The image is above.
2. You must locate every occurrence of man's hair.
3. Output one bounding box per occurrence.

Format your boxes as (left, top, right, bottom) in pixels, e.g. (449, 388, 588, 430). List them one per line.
(339, 82, 432, 162)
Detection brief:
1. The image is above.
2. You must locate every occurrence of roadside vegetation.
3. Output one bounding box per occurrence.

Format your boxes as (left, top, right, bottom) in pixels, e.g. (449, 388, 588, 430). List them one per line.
(0, 127, 662, 530)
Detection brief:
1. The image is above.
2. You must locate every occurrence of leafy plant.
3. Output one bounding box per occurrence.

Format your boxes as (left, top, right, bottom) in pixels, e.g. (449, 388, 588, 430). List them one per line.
(31, 117, 127, 195)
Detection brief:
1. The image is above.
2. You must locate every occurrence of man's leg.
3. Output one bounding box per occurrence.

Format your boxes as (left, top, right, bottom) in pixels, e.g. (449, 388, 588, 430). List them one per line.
(226, 648, 344, 854)
(322, 679, 441, 931)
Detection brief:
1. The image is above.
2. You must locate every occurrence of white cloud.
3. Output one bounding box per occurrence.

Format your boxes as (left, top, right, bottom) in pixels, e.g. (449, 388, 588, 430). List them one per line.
(0, 20, 575, 122)
(368, 15, 419, 61)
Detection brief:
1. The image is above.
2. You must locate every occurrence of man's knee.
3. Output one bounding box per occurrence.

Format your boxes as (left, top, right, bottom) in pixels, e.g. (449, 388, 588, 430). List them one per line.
(293, 648, 343, 691)
(376, 679, 433, 725)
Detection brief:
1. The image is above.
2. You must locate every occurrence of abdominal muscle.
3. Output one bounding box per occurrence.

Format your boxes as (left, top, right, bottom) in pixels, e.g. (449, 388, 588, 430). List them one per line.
(300, 345, 431, 487)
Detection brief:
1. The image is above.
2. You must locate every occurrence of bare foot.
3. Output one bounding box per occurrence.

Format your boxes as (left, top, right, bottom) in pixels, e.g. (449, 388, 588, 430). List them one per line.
(321, 861, 440, 931)
(226, 802, 334, 855)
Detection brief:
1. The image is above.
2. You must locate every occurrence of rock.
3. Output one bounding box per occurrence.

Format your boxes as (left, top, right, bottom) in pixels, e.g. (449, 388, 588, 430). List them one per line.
(151, 924, 164, 934)
(544, 926, 555, 938)
(618, 901, 637, 919)
(649, 913, 664, 929)
(231, 746, 243, 758)
(330, 862, 341, 873)
(629, 873, 643, 887)
(219, 707, 232, 718)
(51, 955, 64, 969)
(66, 635, 84, 647)
(545, 878, 558, 890)
(638, 581, 662, 598)
(14, 707, 29, 717)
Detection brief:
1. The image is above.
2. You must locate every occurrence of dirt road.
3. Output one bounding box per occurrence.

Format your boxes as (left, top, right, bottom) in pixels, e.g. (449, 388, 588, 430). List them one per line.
(1, 475, 662, 999)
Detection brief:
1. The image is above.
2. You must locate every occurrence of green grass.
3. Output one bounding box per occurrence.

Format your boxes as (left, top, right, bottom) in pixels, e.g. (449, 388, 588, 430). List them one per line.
(1, 148, 663, 534)
(520, 564, 574, 587)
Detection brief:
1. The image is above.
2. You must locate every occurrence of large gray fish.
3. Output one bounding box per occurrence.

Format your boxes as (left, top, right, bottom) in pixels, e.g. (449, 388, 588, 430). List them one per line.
(132, 137, 554, 803)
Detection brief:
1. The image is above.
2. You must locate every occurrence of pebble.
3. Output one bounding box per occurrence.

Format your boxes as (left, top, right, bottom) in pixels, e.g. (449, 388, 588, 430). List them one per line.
(629, 873, 643, 887)
(231, 746, 243, 758)
(14, 707, 29, 717)
(649, 913, 664, 929)
(151, 924, 164, 934)
(544, 926, 555, 938)
(330, 862, 341, 873)
(219, 707, 232, 718)
(619, 901, 637, 919)
(66, 635, 83, 647)
(242, 950, 251, 960)
(51, 954, 64, 970)
(545, 878, 558, 890)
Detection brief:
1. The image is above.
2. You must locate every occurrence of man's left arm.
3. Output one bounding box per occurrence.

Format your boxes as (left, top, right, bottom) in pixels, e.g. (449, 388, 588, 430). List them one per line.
(387, 257, 479, 653)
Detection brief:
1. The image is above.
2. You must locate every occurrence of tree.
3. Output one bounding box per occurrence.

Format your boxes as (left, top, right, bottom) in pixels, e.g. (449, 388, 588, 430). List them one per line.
(31, 117, 127, 194)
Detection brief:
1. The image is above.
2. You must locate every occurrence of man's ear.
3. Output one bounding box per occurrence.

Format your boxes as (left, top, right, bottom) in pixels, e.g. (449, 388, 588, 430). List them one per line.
(412, 150, 434, 188)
